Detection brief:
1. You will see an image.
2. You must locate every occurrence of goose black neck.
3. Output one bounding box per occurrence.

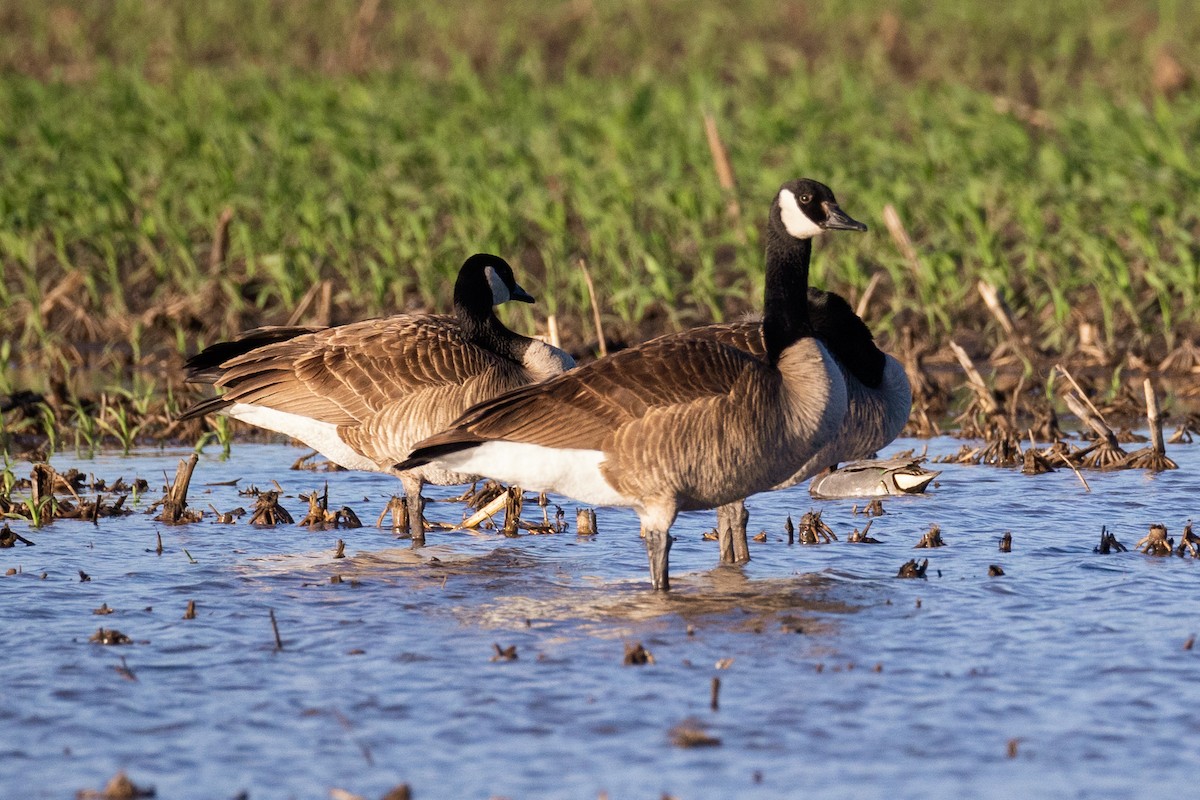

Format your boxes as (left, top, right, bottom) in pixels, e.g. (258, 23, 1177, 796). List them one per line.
(454, 299, 531, 363)
(761, 233, 814, 365)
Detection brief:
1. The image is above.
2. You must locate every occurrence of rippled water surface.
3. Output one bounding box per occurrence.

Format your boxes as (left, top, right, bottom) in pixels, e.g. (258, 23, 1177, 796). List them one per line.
(3, 436, 1199, 799)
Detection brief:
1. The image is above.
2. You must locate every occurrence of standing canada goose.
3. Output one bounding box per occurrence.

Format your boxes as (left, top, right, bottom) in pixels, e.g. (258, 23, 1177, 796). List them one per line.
(179, 253, 574, 542)
(398, 179, 866, 590)
(661, 289, 911, 563)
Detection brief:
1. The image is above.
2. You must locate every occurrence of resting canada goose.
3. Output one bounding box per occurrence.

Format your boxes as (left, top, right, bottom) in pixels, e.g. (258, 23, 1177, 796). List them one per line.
(664, 289, 911, 563)
(179, 253, 574, 541)
(398, 178, 865, 590)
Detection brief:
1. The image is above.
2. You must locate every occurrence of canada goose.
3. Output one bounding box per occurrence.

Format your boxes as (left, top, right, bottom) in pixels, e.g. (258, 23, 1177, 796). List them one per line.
(179, 253, 575, 541)
(398, 179, 865, 590)
(665, 289, 911, 563)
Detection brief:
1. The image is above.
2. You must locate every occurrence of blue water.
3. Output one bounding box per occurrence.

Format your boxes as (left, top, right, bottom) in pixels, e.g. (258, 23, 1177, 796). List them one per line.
(2, 436, 1198, 798)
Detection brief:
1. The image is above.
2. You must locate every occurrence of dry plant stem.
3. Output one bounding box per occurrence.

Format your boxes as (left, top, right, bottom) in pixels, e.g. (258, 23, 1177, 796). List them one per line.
(286, 278, 333, 327)
(346, 0, 382, 72)
(977, 279, 1033, 364)
(546, 314, 561, 350)
(578, 258, 607, 357)
(576, 508, 597, 535)
(948, 340, 1001, 415)
(882, 203, 922, 279)
(1054, 364, 1106, 422)
(1145, 378, 1167, 456)
(208, 206, 234, 274)
(1124, 379, 1178, 470)
(1061, 391, 1126, 470)
(500, 486, 523, 537)
(460, 489, 510, 531)
(703, 112, 743, 235)
(855, 272, 884, 319)
(269, 608, 283, 651)
(1057, 450, 1091, 491)
(158, 454, 199, 524)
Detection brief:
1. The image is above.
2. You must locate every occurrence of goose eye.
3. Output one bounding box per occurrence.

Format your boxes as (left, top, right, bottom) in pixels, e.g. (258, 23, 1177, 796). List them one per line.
(799, 194, 812, 204)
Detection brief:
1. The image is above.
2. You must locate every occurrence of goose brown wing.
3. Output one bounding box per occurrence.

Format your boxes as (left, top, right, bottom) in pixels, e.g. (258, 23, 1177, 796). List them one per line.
(442, 337, 762, 450)
(651, 321, 767, 359)
(201, 315, 502, 425)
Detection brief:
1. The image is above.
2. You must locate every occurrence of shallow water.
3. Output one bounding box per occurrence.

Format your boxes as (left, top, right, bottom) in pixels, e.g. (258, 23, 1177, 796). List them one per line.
(3, 436, 1199, 799)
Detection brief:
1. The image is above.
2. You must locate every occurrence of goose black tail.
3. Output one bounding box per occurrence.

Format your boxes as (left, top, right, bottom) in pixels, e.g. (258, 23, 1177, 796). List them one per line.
(395, 432, 485, 472)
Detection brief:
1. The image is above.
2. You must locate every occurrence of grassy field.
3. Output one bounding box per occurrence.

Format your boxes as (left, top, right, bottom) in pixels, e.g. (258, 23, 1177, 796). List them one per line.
(1, 0, 1198, 443)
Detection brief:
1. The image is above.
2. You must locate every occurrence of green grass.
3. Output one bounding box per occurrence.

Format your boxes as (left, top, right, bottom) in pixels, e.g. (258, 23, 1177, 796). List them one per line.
(0, 0, 1198, 399)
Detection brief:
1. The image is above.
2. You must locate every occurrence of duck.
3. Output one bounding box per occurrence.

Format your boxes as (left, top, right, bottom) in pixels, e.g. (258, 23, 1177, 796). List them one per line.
(179, 253, 575, 542)
(397, 178, 865, 590)
(659, 289, 911, 563)
(807, 456, 938, 499)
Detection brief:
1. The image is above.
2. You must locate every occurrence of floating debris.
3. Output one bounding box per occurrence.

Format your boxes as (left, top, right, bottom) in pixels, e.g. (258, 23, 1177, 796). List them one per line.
(376, 495, 408, 533)
(623, 642, 654, 665)
(576, 507, 598, 536)
(297, 484, 363, 530)
(1020, 447, 1055, 475)
(797, 510, 836, 544)
(89, 628, 133, 646)
(1177, 521, 1199, 558)
(113, 657, 137, 682)
(290, 449, 344, 472)
(847, 519, 882, 544)
(1136, 524, 1174, 556)
(208, 504, 245, 524)
(491, 643, 518, 662)
(896, 558, 929, 578)
(988, 565, 1005, 577)
(500, 485, 523, 537)
(454, 479, 507, 511)
(249, 491, 294, 526)
(1094, 526, 1127, 554)
(0, 524, 34, 547)
(914, 524, 945, 548)
(75, 770, 156, 799)
(155, 454, 202, 524)
(183, 600, 196, 620)
(93, 603, 114, 615)
(669, 718, 721, 748)
(1168, 413, 1199, 444)
(999, 532, 1012, 552)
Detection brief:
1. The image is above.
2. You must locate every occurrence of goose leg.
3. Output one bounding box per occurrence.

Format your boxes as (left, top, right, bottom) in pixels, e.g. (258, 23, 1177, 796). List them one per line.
(729, 499, 751, 564)
(644, 528, 673, 591)
(401, 474, 426, 547)
(716, 503, 736, 565)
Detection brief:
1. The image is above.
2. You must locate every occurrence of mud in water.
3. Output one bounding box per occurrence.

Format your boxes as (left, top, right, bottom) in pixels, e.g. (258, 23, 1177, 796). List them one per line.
(2, 438, 1199, 798)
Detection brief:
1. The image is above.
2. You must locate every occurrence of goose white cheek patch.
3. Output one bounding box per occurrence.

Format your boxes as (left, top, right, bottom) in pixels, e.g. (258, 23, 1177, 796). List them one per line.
(485, 266, 511, 304)
(779, 188, 824, 239)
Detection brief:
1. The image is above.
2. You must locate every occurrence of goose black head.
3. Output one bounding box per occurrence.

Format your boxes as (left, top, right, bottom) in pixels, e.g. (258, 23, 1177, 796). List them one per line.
(454, 253, 536, 313)
(771, 178, 867, 241)
(807, 288, 886, 388)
